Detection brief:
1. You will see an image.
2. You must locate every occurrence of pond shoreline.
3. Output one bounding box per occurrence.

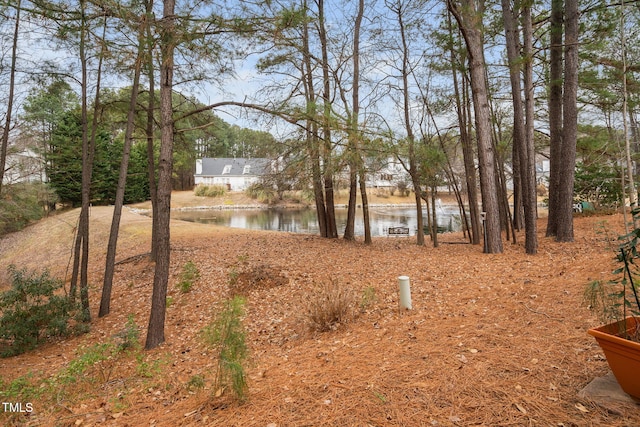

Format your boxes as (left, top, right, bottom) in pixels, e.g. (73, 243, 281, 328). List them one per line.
(154, 203, 464, 236)
(126, 190, 453, 214)
(128, 202, 422, 214)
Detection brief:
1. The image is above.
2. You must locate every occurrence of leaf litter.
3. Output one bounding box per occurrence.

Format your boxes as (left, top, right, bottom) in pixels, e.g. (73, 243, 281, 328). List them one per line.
(0, 205, 639, 426)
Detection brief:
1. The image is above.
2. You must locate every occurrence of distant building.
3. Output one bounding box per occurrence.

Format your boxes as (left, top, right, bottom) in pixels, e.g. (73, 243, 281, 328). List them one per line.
(366, 157, 410, 189)
(2, 148, 45, 185)
(194, 158, 271, 191)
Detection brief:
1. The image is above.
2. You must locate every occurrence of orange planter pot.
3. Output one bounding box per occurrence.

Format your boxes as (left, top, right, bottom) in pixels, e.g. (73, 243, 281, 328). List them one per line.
(588, 317, 640, 400)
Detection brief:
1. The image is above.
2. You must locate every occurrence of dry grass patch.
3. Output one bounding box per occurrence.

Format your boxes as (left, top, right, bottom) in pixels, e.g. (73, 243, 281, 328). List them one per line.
(306, 278, 357, 332)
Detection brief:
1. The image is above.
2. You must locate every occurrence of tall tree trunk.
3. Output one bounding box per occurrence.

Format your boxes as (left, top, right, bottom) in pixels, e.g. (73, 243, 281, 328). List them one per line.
(546, 0, 564, 237)
(411, 169, 425, 246)
(555, 0, 578, 242)
(82, 16, 108, 320)
(501, 0, 525, 233)
(521, 4, 538, 255)
(317, 0, 337, 239)
(145, 0, 158, 261)
(100, 17, 145, 317)
(69, 222, 82, 301)
(302, 2, 327, 238)
(522, 3, 538, 253)
(620, 0, 636, 206)
(449, 0, 503, 253)
(511, 139, 524, 231)
(485, 67, 513, 243)
(343, 0, 365, 242)
(146, 63, 159, 259)
(448, 10, 480, 244)
(494, 143, 514, 243)
(0, 0, 20, 194)
(359, 169, 371, 244)
(501, 0, 537, 254)
(354, 0, 371, 244)
(146, 0, 175, 350)
(395, 0, 424, 246)
(72, 3, 105, 321)
(631, 109, 640, 177)
(431, 185, 438, 247)
(76, 0, 92, 322)
(308, 125, 327, 237)
(344, 169, 357, 240)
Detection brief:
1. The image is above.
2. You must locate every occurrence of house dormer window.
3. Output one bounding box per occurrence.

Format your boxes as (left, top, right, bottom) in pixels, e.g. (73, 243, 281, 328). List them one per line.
(243, 165, 251, 175)
(222, 164, 232, 174)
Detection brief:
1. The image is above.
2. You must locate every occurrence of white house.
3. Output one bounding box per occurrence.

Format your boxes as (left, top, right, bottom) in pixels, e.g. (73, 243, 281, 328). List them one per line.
(194, 158, 271, 191)
(366, 157, 411, 189)
(2, 148, 45, 185)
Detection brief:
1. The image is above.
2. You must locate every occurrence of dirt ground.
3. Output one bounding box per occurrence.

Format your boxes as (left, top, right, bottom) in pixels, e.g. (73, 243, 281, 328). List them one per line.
(1, 192, 639, 426)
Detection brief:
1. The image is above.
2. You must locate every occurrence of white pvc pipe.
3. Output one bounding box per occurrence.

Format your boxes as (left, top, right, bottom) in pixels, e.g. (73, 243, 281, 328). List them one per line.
(398, 275, 412, 310)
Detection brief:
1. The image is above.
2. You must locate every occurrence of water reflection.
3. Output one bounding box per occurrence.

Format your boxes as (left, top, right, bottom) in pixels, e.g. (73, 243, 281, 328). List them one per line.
(172, 206, 462, 236)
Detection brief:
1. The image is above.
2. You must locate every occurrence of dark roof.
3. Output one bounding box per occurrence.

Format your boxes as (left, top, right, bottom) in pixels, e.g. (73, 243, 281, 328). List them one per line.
(198, 158, 271, 176)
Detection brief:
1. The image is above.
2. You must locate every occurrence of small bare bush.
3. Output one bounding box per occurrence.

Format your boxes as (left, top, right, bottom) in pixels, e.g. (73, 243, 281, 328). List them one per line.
(307, 279, 355, 332)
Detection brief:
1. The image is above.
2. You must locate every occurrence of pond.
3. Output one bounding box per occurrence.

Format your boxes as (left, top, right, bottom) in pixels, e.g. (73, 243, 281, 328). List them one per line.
(171, 204, 463, 236)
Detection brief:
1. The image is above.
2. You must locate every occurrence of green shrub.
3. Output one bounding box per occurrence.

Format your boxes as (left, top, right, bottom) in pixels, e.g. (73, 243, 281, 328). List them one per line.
(60, 342, 116, 384)
(177, 261, 200, 293)
(194, 184, 227, 197)
(113, 315, 140, 351)
(57, 317, 145, 386)
(202, 296, 249, 401)
(574, 162, 622, 209)
(0, 183, 57, 235)
(0, 265, 77, 357)
(135, 353, 162, 378)
(186, 374, 206, 391)
(0, 373, 42, 401)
